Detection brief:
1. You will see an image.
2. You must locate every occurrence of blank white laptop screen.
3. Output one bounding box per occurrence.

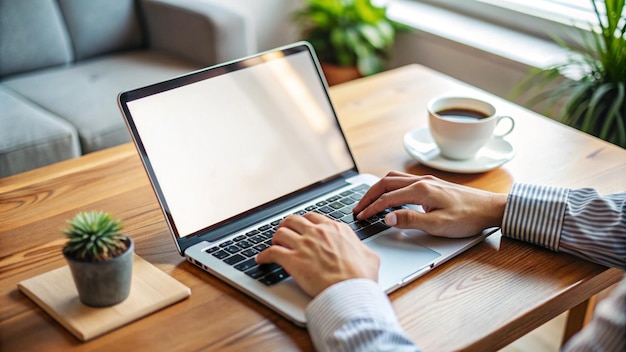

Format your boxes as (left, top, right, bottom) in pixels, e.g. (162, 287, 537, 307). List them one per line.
(125, 51, 354, 238)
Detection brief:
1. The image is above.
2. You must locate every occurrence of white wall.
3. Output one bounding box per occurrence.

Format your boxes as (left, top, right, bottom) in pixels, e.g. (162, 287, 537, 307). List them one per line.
(389, 31, 533, 105)
(385, 0, 569, 107)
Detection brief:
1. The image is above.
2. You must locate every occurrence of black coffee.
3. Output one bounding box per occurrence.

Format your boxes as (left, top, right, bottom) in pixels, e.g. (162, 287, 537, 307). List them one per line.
(437, 108, 489, 122)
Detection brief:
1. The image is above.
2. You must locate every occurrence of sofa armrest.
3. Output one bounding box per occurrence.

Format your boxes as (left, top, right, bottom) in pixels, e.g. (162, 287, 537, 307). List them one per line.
(140, 0, 256, 66)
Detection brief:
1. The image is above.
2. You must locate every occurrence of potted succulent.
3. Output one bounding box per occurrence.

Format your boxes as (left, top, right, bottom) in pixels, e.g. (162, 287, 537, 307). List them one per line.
(62, 211, 134, 307)
(516, 0, 625, 148)
(293, 0, 402, 85)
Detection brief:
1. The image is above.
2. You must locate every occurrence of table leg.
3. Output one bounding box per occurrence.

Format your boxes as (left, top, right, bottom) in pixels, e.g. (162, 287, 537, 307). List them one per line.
(561, 296, 596, 346)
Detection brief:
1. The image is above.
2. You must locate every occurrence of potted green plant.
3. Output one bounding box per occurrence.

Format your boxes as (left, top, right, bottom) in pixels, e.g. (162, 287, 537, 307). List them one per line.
(516, 0, 625, 148)
(62, 211, 134, 307)
(293, 0, 402, 85)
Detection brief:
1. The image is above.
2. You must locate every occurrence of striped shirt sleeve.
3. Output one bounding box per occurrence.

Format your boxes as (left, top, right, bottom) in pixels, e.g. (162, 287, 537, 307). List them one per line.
(493, 183, 626, 351)
(306, 278, 419, 352)
(502, 183, 626, 269)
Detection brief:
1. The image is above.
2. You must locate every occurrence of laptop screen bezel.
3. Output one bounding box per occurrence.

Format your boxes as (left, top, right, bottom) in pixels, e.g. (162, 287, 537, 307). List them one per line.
(118, 42, 360, 254)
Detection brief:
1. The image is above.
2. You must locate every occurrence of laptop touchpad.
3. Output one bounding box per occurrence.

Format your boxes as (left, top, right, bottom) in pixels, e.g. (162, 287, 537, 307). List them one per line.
(366, 230, 440, 290)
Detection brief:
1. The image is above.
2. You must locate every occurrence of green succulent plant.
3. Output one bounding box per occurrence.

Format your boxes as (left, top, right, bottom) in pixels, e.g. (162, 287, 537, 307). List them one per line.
(515, 0, 625, 148)
(62, 211, 128, 262)
(294, 0, 403, 76)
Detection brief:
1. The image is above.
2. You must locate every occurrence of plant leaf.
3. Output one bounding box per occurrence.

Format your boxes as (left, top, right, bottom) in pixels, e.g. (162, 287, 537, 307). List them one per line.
(599, 82, 625, 143)
(514, 0, 626, 148)
(580, 83, 613, 133)
(358, 23, 385, 48)
(293, 0, 399, 75)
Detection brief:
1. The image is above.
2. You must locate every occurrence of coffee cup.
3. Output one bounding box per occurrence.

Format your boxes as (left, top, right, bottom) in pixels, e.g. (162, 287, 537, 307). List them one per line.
(427, 96, 514, 160)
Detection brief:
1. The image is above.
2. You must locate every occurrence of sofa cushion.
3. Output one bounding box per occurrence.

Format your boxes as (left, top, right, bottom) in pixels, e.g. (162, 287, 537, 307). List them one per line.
(0, 86, 80, 177)
(2, 51, 199, 153)
(0, 0, 73, 78)
(58, 0, 144, 61)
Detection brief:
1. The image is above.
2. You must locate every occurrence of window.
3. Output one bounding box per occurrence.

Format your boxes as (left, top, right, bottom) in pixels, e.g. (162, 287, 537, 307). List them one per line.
(411, 0, 613, 48)
(476, 0, 602, 26)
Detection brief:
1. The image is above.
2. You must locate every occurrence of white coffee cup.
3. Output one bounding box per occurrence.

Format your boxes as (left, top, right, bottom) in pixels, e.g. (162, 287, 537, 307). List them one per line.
(427, 96, 514, 160)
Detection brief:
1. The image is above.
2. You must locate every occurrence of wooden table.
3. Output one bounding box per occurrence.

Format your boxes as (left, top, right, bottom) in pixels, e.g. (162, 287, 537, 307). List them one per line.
(1, 64, 624, 351)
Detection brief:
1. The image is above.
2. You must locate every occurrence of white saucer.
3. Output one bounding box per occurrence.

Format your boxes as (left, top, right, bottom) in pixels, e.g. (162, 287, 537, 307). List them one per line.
(403, 127, 515, 173)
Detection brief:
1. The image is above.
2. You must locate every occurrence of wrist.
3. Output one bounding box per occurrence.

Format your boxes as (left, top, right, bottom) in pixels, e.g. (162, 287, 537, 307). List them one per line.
(487, 193, 507, 228)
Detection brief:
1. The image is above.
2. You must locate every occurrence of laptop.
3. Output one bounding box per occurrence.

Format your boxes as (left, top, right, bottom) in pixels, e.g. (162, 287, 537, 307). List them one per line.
(118, 41, 494, 326)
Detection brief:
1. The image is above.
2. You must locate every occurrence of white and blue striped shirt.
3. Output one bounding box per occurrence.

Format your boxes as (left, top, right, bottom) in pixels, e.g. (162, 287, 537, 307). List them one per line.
(306, 184, 626, 352)
(503, 184, 626, 269)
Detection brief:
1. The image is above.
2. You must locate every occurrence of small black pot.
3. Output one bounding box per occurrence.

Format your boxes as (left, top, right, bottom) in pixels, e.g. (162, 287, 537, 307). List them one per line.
(64, 237, 134, 307)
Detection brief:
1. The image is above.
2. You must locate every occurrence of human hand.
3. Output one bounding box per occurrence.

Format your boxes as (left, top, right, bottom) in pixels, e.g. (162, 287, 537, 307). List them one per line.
(353, 171, 507, 238)
(256, 212, 380, 297)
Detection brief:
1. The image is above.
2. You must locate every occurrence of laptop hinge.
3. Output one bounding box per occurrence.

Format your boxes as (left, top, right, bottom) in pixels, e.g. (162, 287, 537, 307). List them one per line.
(179, 171, 358, 251)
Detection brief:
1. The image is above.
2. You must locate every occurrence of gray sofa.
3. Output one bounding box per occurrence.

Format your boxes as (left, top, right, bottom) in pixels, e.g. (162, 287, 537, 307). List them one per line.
(0, 0, 254, 177)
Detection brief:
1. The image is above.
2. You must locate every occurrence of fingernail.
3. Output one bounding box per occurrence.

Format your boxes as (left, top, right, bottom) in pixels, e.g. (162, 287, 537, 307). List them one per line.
(385, 212, 397, 226)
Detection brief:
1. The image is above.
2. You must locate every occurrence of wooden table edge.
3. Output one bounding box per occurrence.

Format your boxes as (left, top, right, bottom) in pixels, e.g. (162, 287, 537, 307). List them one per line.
(467, 267, 624, 351)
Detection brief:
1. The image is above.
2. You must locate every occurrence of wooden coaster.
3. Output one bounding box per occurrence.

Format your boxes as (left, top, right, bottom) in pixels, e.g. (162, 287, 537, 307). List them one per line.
(18, 254, 190, 341)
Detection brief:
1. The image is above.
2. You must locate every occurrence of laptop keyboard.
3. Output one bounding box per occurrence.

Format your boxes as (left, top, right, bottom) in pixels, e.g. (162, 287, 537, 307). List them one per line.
(205, 184, 405, 286)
